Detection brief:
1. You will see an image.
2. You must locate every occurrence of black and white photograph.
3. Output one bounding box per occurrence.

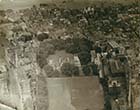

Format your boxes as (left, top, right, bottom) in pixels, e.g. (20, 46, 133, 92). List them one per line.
(0, 0, 140, 110)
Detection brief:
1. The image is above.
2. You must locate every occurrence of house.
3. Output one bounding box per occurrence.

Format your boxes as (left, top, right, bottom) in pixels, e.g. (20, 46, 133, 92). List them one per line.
(108, 41, 120, 54)
(108, 77, 122, 96)
(108, 56, 128, 77)
(108, 41, 120, 49)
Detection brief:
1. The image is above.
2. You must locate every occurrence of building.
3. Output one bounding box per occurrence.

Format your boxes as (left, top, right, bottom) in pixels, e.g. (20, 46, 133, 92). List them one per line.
(108, 77, 121, 96)
(108, 56, 128, 77)
(108, 41, 120, 49)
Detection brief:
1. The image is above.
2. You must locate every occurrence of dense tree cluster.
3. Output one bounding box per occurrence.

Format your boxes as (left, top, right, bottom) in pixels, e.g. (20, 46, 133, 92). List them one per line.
(37, 41, 55, 68)
(43, 65, 60, 77)
(32, 3, 140, 77)
(37, 33, 49, 41)
(37, 37, 93, 68)
(61, 63, 79, 76)
(22, 3, 140, 40)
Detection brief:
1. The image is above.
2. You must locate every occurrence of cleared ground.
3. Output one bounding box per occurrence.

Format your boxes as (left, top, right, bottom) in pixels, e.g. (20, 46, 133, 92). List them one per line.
(47, 76, 104, 110)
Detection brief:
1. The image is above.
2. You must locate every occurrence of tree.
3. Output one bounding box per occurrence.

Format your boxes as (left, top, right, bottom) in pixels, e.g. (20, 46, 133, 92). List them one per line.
(39, 41, 55, 57)
(43, 65, 60, 77)
(91, 62, 99, 75)
(37, 42, 55, 68)
(61, 63, 79, 76)
(78, 38, 93, 52)
(51, 39, 66, 50)
(65, 38, 93, 54)
(43, 65, 54, 77)
(18, 34, 33, 42)
(78, 52, 91, 65)
(36, 55, 48, 68)
(82, 66, 91, 76)
(37, 33, 49, 41)
(65, 44, 80, 54)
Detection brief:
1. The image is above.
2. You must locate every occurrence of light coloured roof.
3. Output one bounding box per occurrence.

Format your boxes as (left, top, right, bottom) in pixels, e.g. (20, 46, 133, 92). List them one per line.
(108, 41, 120, 48)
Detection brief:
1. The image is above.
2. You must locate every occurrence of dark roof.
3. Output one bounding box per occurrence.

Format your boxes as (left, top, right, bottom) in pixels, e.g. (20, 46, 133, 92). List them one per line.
(109, 59, 127, 75)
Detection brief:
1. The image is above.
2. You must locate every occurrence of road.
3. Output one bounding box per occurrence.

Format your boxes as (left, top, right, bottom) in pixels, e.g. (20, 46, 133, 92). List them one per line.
(0, 27, 21, 110)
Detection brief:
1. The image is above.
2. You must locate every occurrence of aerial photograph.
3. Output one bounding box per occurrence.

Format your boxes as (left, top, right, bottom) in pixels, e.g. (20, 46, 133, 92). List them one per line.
(0, 0, 140, 110)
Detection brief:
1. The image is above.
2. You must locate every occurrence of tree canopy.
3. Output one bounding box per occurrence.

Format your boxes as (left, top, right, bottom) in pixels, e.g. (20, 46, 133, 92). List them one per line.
(61, 63, 79, 76)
